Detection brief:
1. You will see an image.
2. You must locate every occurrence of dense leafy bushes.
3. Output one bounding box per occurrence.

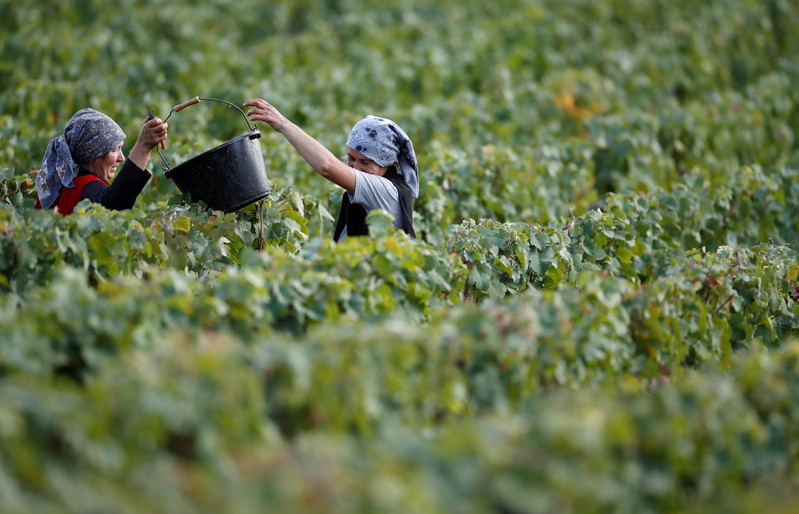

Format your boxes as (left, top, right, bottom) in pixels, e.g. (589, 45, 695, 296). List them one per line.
(1, 0, 799, 512)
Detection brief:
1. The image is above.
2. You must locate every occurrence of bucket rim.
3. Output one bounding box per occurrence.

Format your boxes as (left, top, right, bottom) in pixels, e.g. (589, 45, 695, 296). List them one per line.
(164, 130, 262, 178)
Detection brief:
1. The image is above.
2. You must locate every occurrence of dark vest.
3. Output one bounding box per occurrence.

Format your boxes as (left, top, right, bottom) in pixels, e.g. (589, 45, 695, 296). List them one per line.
(333, 169, 416, 242)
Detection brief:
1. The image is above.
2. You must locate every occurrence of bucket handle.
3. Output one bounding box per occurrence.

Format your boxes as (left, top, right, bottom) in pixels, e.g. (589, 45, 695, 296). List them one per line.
(150, 96, 259, 172)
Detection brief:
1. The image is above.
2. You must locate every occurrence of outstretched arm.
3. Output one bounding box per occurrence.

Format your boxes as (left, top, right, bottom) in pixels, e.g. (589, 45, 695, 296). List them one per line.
(244, 98, 356, 194)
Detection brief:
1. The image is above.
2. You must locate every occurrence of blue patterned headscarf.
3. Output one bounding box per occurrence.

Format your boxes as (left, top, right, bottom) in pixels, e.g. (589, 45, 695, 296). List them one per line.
(346, 115, 419, 198)
(36, 108, 126, 209)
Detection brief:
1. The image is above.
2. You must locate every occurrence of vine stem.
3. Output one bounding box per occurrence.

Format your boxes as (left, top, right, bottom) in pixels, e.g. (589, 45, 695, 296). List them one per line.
(713, 294, 735, 315)
(258, 200, 264, 251)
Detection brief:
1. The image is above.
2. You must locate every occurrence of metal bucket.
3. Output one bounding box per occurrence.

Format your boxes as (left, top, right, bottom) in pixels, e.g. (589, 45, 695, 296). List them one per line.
(158, 97, 271, 213)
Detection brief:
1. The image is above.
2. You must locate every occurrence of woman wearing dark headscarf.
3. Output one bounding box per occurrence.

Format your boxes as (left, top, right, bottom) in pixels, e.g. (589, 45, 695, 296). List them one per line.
(35, 108, 168, 216)
(244, 98, 418, 242)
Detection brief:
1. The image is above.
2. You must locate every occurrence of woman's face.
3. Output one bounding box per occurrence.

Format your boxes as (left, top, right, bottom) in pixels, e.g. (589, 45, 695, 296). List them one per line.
(86, 144, 125, 182)
(347, 148, 389, 176)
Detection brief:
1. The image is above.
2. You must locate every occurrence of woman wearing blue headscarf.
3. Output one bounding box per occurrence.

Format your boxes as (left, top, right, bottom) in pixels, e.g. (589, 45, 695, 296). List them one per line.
(244, 98, 417, 242)
(35, 108, 168, 215)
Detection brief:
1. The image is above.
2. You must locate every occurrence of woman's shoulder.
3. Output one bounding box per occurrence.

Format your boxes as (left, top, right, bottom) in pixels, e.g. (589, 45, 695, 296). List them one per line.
(352, 171, 400, 207)
(356, 171, 398, 191)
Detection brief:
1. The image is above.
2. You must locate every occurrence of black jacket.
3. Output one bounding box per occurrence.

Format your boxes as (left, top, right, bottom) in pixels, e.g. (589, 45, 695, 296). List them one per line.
(80, 161, 151, 210)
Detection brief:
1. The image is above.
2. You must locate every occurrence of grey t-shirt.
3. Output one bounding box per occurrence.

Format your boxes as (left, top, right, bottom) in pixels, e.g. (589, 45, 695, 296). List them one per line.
(337, 171, 402, 240)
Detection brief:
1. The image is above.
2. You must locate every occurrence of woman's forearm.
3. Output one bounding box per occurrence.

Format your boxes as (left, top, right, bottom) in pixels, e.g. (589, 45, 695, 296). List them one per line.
(279, 122, 356, 191)
(280, 122, 338, 173)
(244, 98, 355, 191)
(127, 142, 151, 171)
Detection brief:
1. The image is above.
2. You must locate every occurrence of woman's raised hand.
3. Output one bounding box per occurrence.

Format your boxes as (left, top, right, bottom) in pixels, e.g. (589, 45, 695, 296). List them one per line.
(127, 117, 168, 171)
(137, 117, 168, 151)
(244, 98, 290, 132)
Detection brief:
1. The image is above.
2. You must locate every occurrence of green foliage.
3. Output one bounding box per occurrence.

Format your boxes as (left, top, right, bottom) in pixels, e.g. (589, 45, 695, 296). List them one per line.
(445, 166, 799, 301)
(1, 0, 799, 512)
